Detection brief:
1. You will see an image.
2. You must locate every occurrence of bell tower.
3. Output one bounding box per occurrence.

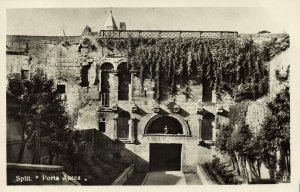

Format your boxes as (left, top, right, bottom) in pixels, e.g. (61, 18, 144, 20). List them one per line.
(103, 9, 118, 30)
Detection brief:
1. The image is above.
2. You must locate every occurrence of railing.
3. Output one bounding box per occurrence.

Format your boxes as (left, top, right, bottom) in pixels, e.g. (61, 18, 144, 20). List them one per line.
(100, 93, 109, 107)
(99, 30, 238, 39)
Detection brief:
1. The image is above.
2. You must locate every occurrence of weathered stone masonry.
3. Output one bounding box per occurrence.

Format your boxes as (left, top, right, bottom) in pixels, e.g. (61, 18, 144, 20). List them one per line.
(7, 12, 240, 173)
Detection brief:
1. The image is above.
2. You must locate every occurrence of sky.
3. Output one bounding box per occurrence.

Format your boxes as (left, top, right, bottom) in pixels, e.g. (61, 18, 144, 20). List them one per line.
(6, 7, 290, 36)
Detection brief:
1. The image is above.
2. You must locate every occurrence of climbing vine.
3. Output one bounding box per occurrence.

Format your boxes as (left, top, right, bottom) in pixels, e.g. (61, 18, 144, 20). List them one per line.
(97, 34, 289, 101)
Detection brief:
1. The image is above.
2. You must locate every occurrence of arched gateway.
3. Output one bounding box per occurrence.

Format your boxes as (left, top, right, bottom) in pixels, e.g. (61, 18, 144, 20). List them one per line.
(144, 114, 190, 135)
(144, 114, 190, 171)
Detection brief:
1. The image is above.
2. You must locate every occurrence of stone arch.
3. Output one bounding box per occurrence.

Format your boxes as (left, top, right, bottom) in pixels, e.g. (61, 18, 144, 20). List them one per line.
(117, 62, 131, 100)
(116, 58, 128, 69)
(100, 62, 113, 93)
(100, 62, 114, 71)
(144, 114, 190, 135)
(98, 62, 114, 106)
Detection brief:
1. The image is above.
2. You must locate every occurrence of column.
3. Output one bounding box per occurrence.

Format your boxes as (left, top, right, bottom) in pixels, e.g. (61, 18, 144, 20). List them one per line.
(129, 73, 134, 102)
(212, 116, 217, 142)
(198, 116, 203, 142)
(113, 114, 118, 139)
(212, 90, 217, 104)
(98, 69, 102, 92)
(129, 119, 134, 143)
(129, 116, 137, 143)
(108, 72, 118, 106)
(114, 72, 119, 103)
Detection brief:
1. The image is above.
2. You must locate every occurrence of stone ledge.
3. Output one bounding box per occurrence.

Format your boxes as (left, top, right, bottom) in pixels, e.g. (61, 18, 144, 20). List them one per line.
(7, 163, 64, 172)
(196, 164, 217, 185)
(142, 134, 192, 137)
(111, 164, 134, 185)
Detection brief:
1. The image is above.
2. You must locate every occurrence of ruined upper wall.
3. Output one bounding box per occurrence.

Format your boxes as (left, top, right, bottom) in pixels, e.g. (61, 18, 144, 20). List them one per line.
(7, 35, 81, 45)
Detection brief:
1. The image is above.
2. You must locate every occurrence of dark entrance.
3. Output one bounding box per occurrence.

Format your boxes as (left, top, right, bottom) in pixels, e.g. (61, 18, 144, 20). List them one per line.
(149, 144, 182, 171)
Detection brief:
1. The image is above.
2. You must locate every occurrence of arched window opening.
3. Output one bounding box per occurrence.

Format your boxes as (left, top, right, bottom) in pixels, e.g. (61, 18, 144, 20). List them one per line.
(117, 111, 130, 139)
(147, 116, 183, 134)
(117, 63, 131, 100)
(100, 63, 113, 107)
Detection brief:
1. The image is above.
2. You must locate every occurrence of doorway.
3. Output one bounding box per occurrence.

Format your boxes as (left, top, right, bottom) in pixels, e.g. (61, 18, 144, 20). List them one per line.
(149, 144, 182, 171)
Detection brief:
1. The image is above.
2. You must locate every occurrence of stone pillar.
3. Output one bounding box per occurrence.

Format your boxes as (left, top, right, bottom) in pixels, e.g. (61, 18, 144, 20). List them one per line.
(113, 114, 118, 139)
(129, 115, 137, 143)
(129, 73, 134, 101)
(129, 119, 134, 142)
(109, 72, 118, 106)
(198, 116, 203, 141)
(114, 72, 119, 103)
(212, 119, 217, 142)
(212, 90, 217, 104)
(98, 69, 102, 92)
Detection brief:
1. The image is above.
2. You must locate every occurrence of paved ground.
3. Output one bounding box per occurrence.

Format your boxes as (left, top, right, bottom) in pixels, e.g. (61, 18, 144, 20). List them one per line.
(143, 171, 202, 185)
(184, 173, 202, 185)
(124, 172, 147, 185)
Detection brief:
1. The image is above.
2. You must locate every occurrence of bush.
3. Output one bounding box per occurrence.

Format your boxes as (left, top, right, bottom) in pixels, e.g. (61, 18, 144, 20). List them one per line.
(204, 157, 243, 184)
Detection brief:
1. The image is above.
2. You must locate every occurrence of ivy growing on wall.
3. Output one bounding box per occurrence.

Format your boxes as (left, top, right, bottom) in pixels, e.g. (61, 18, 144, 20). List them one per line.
(97, 34, 289, 101)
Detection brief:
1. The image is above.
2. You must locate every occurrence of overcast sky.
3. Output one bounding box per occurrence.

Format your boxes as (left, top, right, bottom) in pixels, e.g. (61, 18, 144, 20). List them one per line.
(6, 7, 290, 36)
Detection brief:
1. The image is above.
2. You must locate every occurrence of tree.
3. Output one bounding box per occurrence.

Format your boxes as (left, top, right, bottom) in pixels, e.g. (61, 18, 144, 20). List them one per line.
(7, 69, 71, 164)
(216, 125, 241, 176)
(216, 124, 262, 182)
(260, 86, 290, 178)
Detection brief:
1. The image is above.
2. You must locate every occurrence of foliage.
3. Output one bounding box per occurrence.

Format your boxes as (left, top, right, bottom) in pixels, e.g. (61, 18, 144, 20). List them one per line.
(97, 35, 289, 101)
(215, 124, 262, 182)
(259, 86, 290, 177)
(216, 86, 290, 182)
(61, 130, 86, 174)
(215, 125, 234, 153)
(79, 37, 97, 52)
(275, 65, 289, 83)
(6, 69, 71, 164)
(229, 101, 250, 127)
(260, 34, 290, 60)
(203, 157, 243, 184)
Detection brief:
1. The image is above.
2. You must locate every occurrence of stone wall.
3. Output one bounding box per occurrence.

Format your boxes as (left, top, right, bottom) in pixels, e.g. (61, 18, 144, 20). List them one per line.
(269, 49, 290, 98)
(6, 35, 229, 173)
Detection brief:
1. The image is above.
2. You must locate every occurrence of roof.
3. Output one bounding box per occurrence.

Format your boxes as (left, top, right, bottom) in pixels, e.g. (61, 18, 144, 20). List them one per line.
(81, 25, 92, 36)
(104, 10, 118, 30)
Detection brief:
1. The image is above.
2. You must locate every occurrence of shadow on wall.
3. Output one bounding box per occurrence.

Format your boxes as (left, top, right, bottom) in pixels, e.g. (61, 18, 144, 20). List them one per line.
(93, 130, 148, 173)
(179, 107, 190, 118)
(58, 129, 149, 185)
(136, 107, 147, 117)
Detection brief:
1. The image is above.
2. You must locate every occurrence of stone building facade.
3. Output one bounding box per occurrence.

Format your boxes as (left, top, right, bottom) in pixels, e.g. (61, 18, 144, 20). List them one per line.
(6, 11, 239, 172)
